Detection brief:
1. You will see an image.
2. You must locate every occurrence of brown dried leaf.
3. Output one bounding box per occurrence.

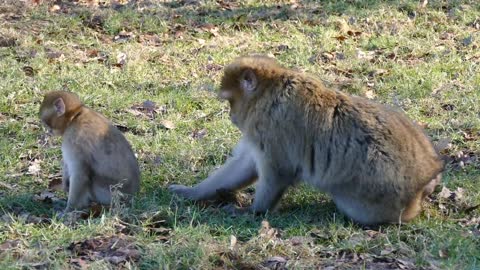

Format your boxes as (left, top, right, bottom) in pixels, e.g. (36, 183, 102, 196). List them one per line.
(114, 31, 135, 43)
(438, 249, 449, 258)
(48, 177, 63, 191)
(115, 52, 127, 68)
(438, 186, 464, 202)
(33, 190, 59, 202)
(68, 234, 141, 265)
(259, 220, 279, 239)
(27, 159, 41, 175)
(22, 66, 36, 77)
(46, 49, 65, 60)
(160, 120, 175, 130)
(191, 128, 207, 140)
(69, 258, 89, 270)
(440, 103, 455, 111)
(49, 4, 61, 12)
(364, 90, 376, 99)
(262, 256, 287, 270)
(0, 239, 20, 252)
(0, 37, 17, 47)
(229, 235, 237, 250)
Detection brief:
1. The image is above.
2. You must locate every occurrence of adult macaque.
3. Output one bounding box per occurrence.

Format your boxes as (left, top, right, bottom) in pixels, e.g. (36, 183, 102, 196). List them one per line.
(39, 91, 140, 212)
(169, 56, 443, 225)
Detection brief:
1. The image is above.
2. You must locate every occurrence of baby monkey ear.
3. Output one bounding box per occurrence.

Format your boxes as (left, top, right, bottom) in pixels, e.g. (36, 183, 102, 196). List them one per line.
(53, 98, 66, 116)
(240, 69, 257, 93)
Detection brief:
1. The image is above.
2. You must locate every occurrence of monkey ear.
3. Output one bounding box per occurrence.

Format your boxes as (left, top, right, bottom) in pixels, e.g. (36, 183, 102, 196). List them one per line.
(53, 98, 66, 116)
(240, 69, 257, 93)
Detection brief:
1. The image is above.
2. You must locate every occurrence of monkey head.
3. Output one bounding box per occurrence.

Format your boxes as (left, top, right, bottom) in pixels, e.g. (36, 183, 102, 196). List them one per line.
(39, 91, 82, 136)
(218, 56, 281, 130)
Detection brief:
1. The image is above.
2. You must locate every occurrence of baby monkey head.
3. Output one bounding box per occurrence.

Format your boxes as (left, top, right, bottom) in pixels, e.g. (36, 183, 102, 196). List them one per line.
(39, 91, 83, 136)
(219, 55, 282, 129)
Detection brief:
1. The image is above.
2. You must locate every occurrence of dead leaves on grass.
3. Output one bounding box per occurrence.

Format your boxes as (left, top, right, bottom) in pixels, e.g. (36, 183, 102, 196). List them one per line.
(68, 234, 141, 268)
(212, 221, 431, 269)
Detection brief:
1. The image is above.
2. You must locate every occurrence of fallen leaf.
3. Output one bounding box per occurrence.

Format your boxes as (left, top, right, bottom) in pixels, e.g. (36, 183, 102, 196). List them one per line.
(205, 63, 222, 72)
(0, 239, 20, 252)
(160, 120, 175, 130)
(191, 128, 207, 140)
(68, 234, 140, 266)
(356, 49, 375, 60)
(438, 186, 464, 201)
(229, 235, 237, 250)
(129, 100, 161, 119)
(33, 190, 58, 202)
(46, 49, 65, 61)
(364, 90, 376, 99)
(49, 4, 61, 12)
(0, 37, 17, 47)
(259, 220, 279, 239)
(69, 258, 89, 270)
(440, 103, 455, 111)
(48, 177, 63, 191)
(347, 30, 362, 37)
(439, 249, 449, 258)
(28, 159, 42, 175)
(115, 52, 127, 68)
(114, 31, 135, 43)
(262, 256, 287, 270)
(22, 66, 36, 77)
(461, 129, 478, 141)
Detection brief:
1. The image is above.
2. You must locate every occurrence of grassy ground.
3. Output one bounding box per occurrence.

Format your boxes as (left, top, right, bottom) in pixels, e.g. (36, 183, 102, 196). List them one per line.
(0, 0, 479, 269)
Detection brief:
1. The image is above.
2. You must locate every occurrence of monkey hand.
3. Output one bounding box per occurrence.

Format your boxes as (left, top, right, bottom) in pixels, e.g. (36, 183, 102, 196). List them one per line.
(168, 184, 197, 199)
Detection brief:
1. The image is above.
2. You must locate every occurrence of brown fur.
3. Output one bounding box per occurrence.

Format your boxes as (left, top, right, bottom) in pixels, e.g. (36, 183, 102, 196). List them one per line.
(40, 91, 140, 212)
(170, 56, 443, 225)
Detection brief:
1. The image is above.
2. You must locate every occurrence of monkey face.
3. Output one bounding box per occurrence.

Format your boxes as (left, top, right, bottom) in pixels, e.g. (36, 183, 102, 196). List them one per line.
(219, 67, 259, 130)
(39, 94, 69, 136)
(40, 112, 62, 136)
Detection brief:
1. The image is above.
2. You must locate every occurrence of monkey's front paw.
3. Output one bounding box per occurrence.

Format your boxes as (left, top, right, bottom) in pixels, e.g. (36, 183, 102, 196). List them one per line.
(222, 204, 250, 216)
(168, 184, 196, 199)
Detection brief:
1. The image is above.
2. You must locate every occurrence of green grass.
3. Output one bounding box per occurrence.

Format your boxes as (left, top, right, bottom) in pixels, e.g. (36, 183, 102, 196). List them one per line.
(0, 0, 479, 269)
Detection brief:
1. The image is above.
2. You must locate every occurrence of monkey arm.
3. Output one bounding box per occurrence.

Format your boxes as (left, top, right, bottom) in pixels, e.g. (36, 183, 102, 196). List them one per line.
(169, 139, 257, 201)
(61, 160, 70, 193)
(64, 167, 91, 212)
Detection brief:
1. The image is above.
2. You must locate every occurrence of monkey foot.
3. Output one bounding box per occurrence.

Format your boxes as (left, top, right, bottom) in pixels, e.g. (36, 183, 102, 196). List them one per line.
(168, 184, 195, 199)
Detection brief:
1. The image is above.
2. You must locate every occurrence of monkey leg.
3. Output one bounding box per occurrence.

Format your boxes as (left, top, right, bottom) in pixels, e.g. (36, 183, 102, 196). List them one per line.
(249, 166, 295, 213)
(169, 146, 257, 201)
(65, 172, 92, 212)
(402, 173, 442, 222)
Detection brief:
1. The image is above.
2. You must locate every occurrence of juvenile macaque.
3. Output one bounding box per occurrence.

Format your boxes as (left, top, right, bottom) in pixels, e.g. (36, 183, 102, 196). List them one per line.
(39, 91, 140, 212)
(169, 56, 443, 225)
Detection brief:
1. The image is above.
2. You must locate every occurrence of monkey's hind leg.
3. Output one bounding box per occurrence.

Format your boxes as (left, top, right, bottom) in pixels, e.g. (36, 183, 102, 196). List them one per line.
(248, 166, 296, 214)
(402, 174, 442, 222)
